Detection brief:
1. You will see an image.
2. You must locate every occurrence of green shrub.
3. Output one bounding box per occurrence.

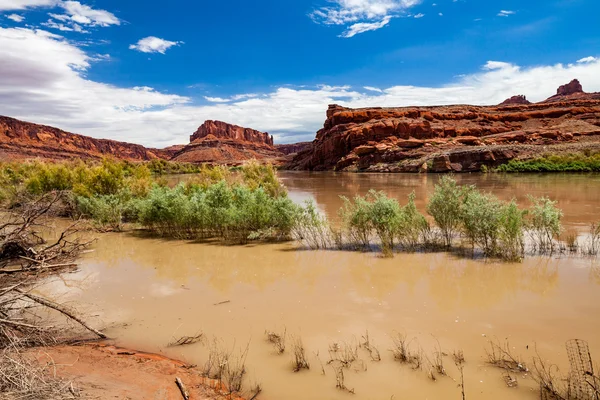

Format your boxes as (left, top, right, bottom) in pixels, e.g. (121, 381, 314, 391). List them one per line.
(292, 201, 332, 249)
(397, 192, 429, 250)
(427, 176, 470, 247)
(339, 194, 374, 249)
(76, 191, 133, 231)
(460, 190, 503, 254)
(497, 200, 526, 261)
(368, 190, 403, 253)
(527, 196, 562, 252)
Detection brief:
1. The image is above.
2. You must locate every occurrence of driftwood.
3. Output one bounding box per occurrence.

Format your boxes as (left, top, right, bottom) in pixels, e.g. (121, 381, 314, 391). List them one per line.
(14, 289, 107, 339)
(175, 377, 190, 400)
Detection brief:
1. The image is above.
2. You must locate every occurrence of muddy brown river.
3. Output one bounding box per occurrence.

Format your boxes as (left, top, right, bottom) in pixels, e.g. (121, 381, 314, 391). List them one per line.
(45, 172, 600, 400)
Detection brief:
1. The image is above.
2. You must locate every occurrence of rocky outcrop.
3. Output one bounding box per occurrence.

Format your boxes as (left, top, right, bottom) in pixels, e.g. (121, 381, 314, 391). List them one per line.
(275, 142, 312, 155)
(287, 80, 600, 172)
(172, 121, 282, 164)
(0, 116, 169, 161)
(190, 120, 274, 146)
(543, 79, 600, 103)
(557, 79, 584, 96)
(500, 95, 531, 106)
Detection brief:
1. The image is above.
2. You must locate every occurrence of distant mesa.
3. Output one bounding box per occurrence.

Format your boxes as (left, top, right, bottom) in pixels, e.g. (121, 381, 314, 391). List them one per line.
(171, 120, 283, 165)
(189, 120, 274, 147)
(500, 95, 531, 106)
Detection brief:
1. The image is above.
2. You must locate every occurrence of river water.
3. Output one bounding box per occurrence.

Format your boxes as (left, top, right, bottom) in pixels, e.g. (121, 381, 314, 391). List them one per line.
(45, 172, 600, 400)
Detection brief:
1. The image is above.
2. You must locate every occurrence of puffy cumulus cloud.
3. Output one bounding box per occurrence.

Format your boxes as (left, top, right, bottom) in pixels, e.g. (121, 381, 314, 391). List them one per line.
(0, 0, 57, 11)
(129, 36, 182, 54)
(42, 1, 120, 32)
(310, 0, 421, 37)
(56, 1, 119, 26)
(1, 26, 600, 146)
(1, 1, 120, 33)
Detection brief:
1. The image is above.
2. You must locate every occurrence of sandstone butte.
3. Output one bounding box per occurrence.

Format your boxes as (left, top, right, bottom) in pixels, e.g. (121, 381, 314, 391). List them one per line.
(286, 79, 600, 173)
(170, 120, 284, 164)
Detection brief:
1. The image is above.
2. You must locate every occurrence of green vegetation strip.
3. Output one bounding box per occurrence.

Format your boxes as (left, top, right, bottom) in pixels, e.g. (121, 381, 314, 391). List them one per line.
(496, 151, 600, 172)
(2, 159, 593, 261)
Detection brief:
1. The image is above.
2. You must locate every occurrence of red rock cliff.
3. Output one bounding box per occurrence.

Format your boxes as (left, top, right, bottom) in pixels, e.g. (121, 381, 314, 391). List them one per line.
(190, 120, 274, 147)
(0, 116, 170, 161)
(287, 80, 600, 172)
(172, 120, 282, 164)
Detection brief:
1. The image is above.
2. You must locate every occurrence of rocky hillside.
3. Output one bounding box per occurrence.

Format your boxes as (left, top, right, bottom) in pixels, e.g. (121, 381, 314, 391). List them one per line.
(0, 116, 169, 161)
(171, 120, 283, 164)
(287, 79, 600, 172)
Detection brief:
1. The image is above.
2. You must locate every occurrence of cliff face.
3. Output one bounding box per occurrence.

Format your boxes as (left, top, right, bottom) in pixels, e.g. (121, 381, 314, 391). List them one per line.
(0, 116, 169, 161)
(287, 80, 600, 172)
(190, 120, 274, 146)
(172, 120, 282, 164)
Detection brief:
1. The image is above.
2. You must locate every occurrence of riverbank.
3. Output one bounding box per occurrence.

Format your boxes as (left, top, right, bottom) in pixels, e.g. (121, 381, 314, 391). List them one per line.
(27, 343, 247, 400)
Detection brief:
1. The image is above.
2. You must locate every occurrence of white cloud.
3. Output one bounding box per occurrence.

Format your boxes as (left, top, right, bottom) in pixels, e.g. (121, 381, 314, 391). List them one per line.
(42, 18, 88, 32)
(6, 12, 23, 21)
(1, 27, 600, 146)
(0, 0, 56, 11)
(204, 96, 230, 103)
(577, 56, 597, 64)
(364, 86, 383, 92)
(41, 0, 119, 32)
(413, 13, 424, 18)
(497, 10, 515, 17)
(340, 15, 392, 37)
(129, 36, 181, 54)
(310, 0, 421, 37)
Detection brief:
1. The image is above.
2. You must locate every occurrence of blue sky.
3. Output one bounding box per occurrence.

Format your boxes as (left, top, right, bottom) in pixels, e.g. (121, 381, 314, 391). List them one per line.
(1, 0, 599, 145)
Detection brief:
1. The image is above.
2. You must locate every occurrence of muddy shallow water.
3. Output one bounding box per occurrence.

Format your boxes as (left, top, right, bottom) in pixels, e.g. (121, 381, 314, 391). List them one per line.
(45, 173, 600, 399)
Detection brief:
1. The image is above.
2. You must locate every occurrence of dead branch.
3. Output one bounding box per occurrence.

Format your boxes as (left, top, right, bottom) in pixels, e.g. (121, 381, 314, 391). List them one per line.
(175, 377, 190, 400)
(14, 289, 106, 339)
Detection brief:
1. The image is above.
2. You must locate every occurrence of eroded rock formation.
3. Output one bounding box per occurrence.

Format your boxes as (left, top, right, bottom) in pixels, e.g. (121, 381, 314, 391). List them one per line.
(287, 80, 600, 172)
(500, 95, 531, 106)
(172, 120, 282, 164)
(0, 116, 169, 161)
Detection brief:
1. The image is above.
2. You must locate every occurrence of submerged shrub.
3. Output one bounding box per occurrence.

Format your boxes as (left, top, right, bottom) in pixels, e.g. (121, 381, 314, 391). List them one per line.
(76, 191, 133, 231)
(460, 190, 503, 254)
(527, 196, 562, 252)
(368, 190, 402, 253)
(397, 192, 429, 250)
(497, 200, 526, 261)
(134, 180, 298, 242)
(339, 194, 374, 249)
(427, 176, 469, 247)
(292, 200, 332, 249)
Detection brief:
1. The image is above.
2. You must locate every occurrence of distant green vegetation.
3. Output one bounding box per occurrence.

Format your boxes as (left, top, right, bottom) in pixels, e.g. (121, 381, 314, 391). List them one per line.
(496, 151, 600, 172)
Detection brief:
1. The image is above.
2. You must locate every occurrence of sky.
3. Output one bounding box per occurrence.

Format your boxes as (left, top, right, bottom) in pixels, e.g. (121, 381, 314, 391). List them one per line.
(1, 0, 599, 147)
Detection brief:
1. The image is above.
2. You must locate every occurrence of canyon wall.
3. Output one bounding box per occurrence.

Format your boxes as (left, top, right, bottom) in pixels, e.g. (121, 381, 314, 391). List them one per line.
(287, 80, 600, 172)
